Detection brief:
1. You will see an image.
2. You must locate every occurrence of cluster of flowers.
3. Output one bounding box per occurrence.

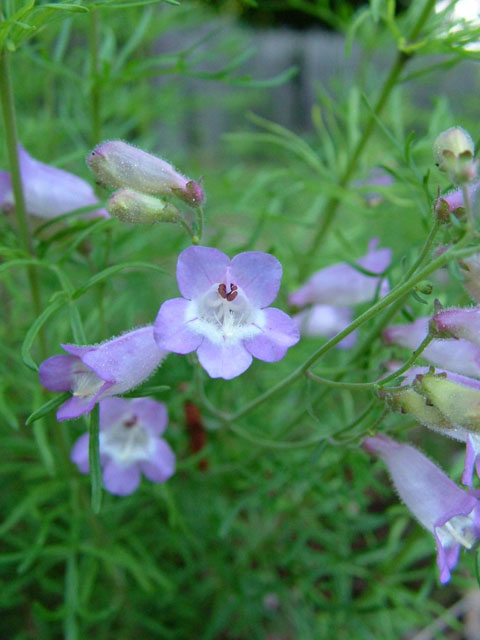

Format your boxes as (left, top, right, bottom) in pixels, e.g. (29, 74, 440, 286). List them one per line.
(14, 127, 480, 583)
(364, 127, 480, 584)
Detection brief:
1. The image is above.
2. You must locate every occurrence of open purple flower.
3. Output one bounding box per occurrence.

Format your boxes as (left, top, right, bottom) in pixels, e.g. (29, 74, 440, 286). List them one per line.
(154, 246, 300, 379)
(71, 397, 175, 496)
(364, 434, 480, 584)
(0, 145, 108, 219)
(289, 239, 390, 346)
(39, 326, 167, 421)
(383, 316, 480, 378)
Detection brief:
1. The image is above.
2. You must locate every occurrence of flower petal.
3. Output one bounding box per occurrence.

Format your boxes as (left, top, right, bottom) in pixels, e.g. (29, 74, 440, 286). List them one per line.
(99, 397, 132, 432)
(56, 381, 113, 421)
(197, 339, 252, 379)
(132, 398, 168, 436)
(140, 439, 176, 483)
(102, 460, 141, 496)
(0, 170, 12, 207)
(293, 304, 356, 349)
(230, 252, 282, 308)
(434, 307, 480, 347)
(70, 433, 90, 473)
(244, 307, 299, 362)
(39, 355, 78, 391)
(463, 434, 480, 487)
(81, 326, 166, 394)
(154, 298, 204, 354)
(176, 246, 230, 300)
(18, 145, 107, 219)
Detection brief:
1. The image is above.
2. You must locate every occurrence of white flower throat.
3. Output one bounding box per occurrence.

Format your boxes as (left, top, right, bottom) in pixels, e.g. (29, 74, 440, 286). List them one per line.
(438, 511, 478, 550)
(194, 282, 260, 341)
(101, 415, 154, 466)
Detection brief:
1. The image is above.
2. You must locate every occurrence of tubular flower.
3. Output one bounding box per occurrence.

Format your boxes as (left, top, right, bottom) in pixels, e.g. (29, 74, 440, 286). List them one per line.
(434, 181, 480, 221)
(154, 246, 300, 379)
(71, 397, 175, 496)
(383, 316, 480, 379)
(434, 306, 480, 348)
(87, 140, 204, 206)
(0, 145, 108, 219)
(289, 238, 390, 307)
(39, 326, 168, 421)
(363, 434, 480, 584)
(289, 238, 390, 345)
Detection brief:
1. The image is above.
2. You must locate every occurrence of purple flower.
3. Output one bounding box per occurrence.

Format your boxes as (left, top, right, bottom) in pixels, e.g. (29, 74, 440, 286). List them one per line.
(0, 145, 108, 219)
(71, 397, 175, 496)
(364, 434, 480, 584)
(353, 167, 394, 207)
(434, 306, 480, 347)
(459, 254, 480, 303)
(383, 316, 480, 378)
(289, 239, 391, 308)
(293, 305, 357, 349)
(39, 326, 168, 421)
(87, 141, 204, 206)
(154, 246, 300, 380)
(434, 181, 480, 219)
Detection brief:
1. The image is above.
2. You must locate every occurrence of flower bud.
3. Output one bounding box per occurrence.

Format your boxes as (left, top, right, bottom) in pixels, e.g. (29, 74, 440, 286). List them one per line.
(433, 127, 477, 184)
(418, 373, 480, 432)
(389, 386, 455, 432)
(107, 189, 181, 224)
(87, 141, 204, 206)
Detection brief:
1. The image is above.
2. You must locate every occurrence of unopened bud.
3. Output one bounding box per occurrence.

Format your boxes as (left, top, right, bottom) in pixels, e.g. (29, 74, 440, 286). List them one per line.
(87, 141, 205, 206)
(107, 189, 181, 224)
(434, 127, 477, 184)
(389, 386, 453, 431)
(419, 373, 480, 432)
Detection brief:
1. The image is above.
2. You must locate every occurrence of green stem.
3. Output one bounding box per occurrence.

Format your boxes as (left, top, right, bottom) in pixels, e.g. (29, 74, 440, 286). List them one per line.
(228, 240, 475, 423)
(302, 0, 437, 271)
(0, 48, 47, 358)
(89, 9, 101, 146)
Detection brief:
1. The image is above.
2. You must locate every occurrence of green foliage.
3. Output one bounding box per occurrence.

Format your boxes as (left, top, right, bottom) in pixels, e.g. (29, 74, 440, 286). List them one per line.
(2, 0, 480, 637)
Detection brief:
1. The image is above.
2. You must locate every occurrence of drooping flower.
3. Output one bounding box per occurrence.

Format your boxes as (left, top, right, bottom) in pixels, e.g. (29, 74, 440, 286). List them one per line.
(87, 140, 204, 206)
(387, 364, 480, 487)
(289, 239, 391, 346)
(289, 238, 391, 307)
(0, 145, 108, 219)
(383, 316, 480, 378)
(71, 397, 175, 496)
(434, 306, 480, 348)
(293, 304, 356, 349)
(154, 246, 300, 379)
(363, 434, 480, 583)
(39, 326, 168, 421)
(434, 181, 480, 221)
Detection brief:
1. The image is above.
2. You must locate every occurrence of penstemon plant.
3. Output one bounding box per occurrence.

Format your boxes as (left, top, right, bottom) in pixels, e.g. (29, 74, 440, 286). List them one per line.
(3, 0, 480, 637)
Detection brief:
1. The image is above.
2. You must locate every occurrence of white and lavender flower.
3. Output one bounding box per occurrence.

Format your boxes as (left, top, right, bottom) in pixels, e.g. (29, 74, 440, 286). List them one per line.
(434, 306, 480, 348)
(39, 326, 167, 421)
(0, 145, 108, 219)
(364, 434, 480, 584)
(154, 246, 300, 380)
(383, 316, 480, 378)
(71, 397, 175, 496)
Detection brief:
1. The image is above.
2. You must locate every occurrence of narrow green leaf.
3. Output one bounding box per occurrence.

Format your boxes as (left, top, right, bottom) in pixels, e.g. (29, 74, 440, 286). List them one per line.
(22, 297, 66, 371)
(89, 405, 102, 514)
(26, 392, 70, 426)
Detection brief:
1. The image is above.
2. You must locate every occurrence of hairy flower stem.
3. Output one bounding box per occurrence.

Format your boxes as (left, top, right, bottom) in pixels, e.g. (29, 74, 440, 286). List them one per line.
(301, 0, 437, 275)
(228, 240, 475, 423)
(0, 48, 47, 358)
(89, 8, 102, 146)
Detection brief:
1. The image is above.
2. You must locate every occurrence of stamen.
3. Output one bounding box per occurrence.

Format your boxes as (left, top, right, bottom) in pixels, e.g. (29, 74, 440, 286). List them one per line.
(218, 282, 238, 302)
(123, 416, 138, 428)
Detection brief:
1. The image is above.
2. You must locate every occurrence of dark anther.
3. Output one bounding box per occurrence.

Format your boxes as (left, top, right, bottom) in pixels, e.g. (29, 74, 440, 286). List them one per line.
(218, 283, 238, 301)
(123, 416, 138, 428)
